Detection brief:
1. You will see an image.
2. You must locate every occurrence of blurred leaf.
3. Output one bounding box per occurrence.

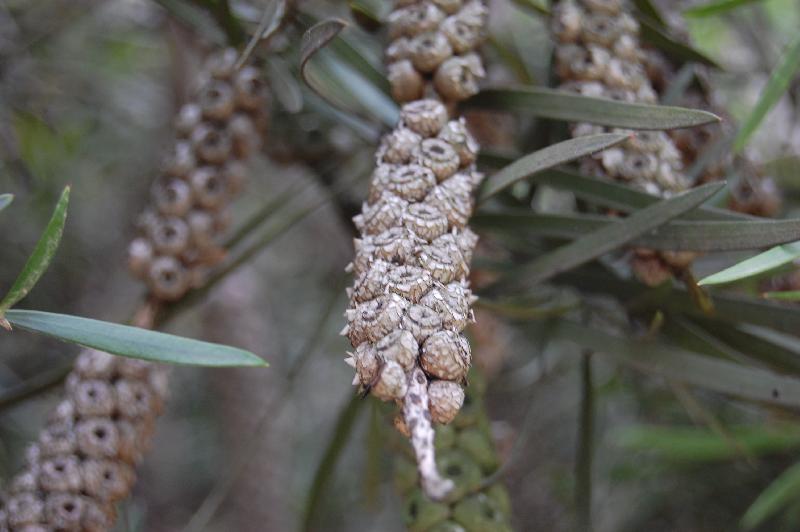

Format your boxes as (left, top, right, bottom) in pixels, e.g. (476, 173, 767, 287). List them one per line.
(662, 63, 699, 105)
(300, 19, 352, 113)
(699, 242, 800, 286)
(0, 186, 69, 318)
(237, 0, 288, 68)
(478, 133, 629, 201)
(0, 194, 12, 212)
(4, 310, 266, 367)
(742, 461, 800, 530)
(508, 0, 550, 16)
(153, 0, 226, 44)
(267, 57, 304, 113)
(764, 291, 800, 301)
(554, 319, 800, 408)
(633, 0, 668, 27)
(466, 87, 720, 129)
(475, 210, 800, 251)
(639, 17, 721, 68)
(349, 0, 385, 30)
(733, 33, 800, 153)
(615, 424, 800, 462)
(330, 33, 391, 95)
(685, 0, 763, 17)
(509, 183, 724, 286)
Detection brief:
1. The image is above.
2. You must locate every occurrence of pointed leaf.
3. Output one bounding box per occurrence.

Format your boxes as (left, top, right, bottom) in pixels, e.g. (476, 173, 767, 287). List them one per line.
(474, 211, 800, 251)
(764, 291, 800, 301)
(742, 461, 800, 530)
(554, 319, 800, 409)
(685, 0, 763, 17)
(0, 194, 12, 212)
(638, 17, 720, 68)
(300, 19, 354, 115)
(0, 186, 69, 315)
(4, 310, 267, 367)
(477, 133, 629, 202)
(512, 182, 724, 285)
(466, 86, 720, 129)
(633, 0, 668, 27)
(734, 33, 800, 153)
(699, 242, 800, 286)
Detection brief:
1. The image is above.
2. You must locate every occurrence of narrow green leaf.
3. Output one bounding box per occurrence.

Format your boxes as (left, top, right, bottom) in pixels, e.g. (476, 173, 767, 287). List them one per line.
(684, 0, 763, 17)
(0, 186, 69, 315)
(300, 19, 352, 114)
(474, 210, 800, 251)
(508, 0, 550, 16)
(764, 291, 800, 301)
(554, 319, 800, 409)
(638, 17, 721, 68)
(742, 461, 800, 530)
(632, 0, 668, 27)
(734, 34, 800, 153)
(236, 0, 288, 69)
(0, 193, 12, 212)
(466, 86, 720, 129)
(4, 310, 266, 367)
(699, 242, 800, 286)
(513, 182, 724, 285)
(477, 133, 629, 202)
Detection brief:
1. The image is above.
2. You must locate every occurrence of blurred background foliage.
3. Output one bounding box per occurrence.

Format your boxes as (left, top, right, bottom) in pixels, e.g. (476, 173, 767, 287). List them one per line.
(2, 0, 800, 531)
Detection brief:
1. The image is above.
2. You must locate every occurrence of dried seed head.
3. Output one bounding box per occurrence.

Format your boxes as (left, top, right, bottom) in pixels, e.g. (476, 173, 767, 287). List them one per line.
(402, 304, 444, 343)
(388, 60, 425, 103)
(386, 264, 434, 303)
(152, 177, 192, 217)
(382, 164, 437, 202)
(378, 127, 423, 165)
(425, 177, 474, 228)
(161, 141, 196, 178)
(358, 193, 408, 235)
(39, 422, 77, 458)
(353, 260, 393, 303)
(583, 14, 620, 47)
(353, 343, 381, 384)
(227, 113, 260, 159)
(126, 237, 153, 280)
(175, 103, 202, 137)
(199, 79, 235, 121)
(206, 47, 239, 79)
(115, 379, 155, 419)
(150, 216, 190, 256)
(410, 31, 453, 73)
(401, 99, 449, 137)
(417, 240, 467, 283)
(388, 3, 445, 39)
(6, 493, 45, 527)
(189, 166, 228, 210)
(420, 282, 471, 331)
(433, 53, 484, 102)
(81, 460, 135, 503)
(428, 380, 465, 424)
(415, 138, 461, 181)
(376, 329, 419, 371)
(73, 380, 116, 418)
(233, 66, 266, 111)
(441, 14, 483, 53)
(370, 227, 424, 264)
(39, 456, 82, 492)
(76, 418, 120, 458)
(386, 37, 413, 63)
(349, 294, 409, 346)
(221, 160, 248, 195)
(552, 2, 583, 43)
(438, 119, 479, 167)
(420, 330, 470, 381)
(44, 493, 84, 530)
(432, 0, 462, 14)
(372, 360, 409, 401)
(191, 123, 233, 164)
(147, 255, 189, 301)
(187, 209, 216, 249)
(405, 202, 450, 241)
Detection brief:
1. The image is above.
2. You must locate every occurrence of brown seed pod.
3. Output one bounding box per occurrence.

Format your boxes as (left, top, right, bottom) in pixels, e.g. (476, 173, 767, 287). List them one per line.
(376, 329, 419, 371)
(76, 418, 120, 459)
(420, 282, 471, 331)
(44, 493, 84, 530)
(199, 79, 236, 121)
(414, 138, 461, 181)
(161, 141, 196, 178)
(437, 119, 479, 167)
(417, 240, 467, 283)
(38, 456, 83, 493)
(402, 304, 444, 343)
(420, 330, 470, 381)
(410, 31, 453, 73)
(433, 53, 484, 102)
(432, 0, 462, 14)
(149, 216, 190, 256)
(6, 493, 45, 527)
(191, 123, 233, 165)
(386, 264, 435, 303)
(189, 166, 228, 210)
(425, 177, 474, 228)
(348, 294, 410, 345)
(378, 127, 423, 165)
(382, 164, 438, 202)
(358, 193, 409, 235)
(352, 260, 393, 303)
(441, 14, 482, 54)
(427, 380, 465, 424)
(206, 47, 239, 80)
(583, 14, 621, 47)
(233, 66, 266, 111)
(552, 2, 583, 43)
(39, 422, 77, 458)
(404, 202, 450, 241)
(401, 99, 449, 137)
(227, 113, 260, 159)
(80, 460, 135, 503)
(152, 177, 193, 217)
(186, 209, 217, 249)
(388, 3, 446, 39)
(126, 237, 153, 280)
(220, 159, 248, 195)
(147, 255, 189, 301)
(73, 380, 116, 418)
(386, 37, 413, 63)
(371, 361, 409, 401)
(388, 60, 426, 103)
(174, 103, 203, 138)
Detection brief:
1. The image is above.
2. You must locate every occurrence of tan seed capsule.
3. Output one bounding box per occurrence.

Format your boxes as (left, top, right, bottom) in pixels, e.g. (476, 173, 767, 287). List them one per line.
(459, 0, 489, 27)
(162, 141, 196, 178)
(116, 357, 151, 380)
(618, 152, 659, 181)
(410, 31, 453, 73)
(220, 159, 248, 195)
(401, 99, 449, 137)
(405, 202, 449, 241)
(152, 177, 192, 217)
(352, 260, 392, 303)
(81, 460, 135, 503)
(190, 166, 228, 210)
(378, 127, 423, 164)
(604, 59, 646, 91)
(631, 254, 673, 287)
(371, 360, 408, 401)
(199, 79, 235, 121)
(417, 241, 466, 283)
(76, 418, 120, 458)
(552, 2, 583, 43)
(428, 380, 465, 424)
(228, 113, 260, 158)
(233, 66, 266, 110)
(386, 264, 434, 303)
(126, 237, 153, 280)
(147, 255, 189, 301)
(39, 422, 77, 458)
(388, 3, 445, 39)
(44, 493, 84, 530)
(425, 179, 473, 228)
(73, 379, 116, 417)
(585, 0, 623, 15)
(115, 379, 155, 419)
(359, 193, 408, 235)
(9, 466, 38, 493)
(420, 282, 471, 331)
(420, 330, 470, 381)
(175, 103, 203, 137)
(435, 53, 485, 101)
(150, 216, 190, 256)
(386, 37, 413, 63)
(388, 60, 425, 103)
(349, 294, 409, 345)
(39, 456, 82, 492)
(81, 499, 116, 532)
(415, 138, 461, 181)
(432, 0, 462, 14)
(438, 119, 479, 167)
(48, 399, 76, 426)
(382, 164, 437, 202)
(367, 164, 398, 204)
(353, 343, 381, 385)
(115, 419, 144, 464)
(376, 329, 419, 371)
(187, 209, 216, 249)
(370, 227, 424, 264)
(583, 14, 621, 47)
(402, 304, 443, 343)
(441, 14, 482, 53)
(191, 123, 233, 164)
(6, 493, 45, 527)
(206, 47, 238, 79)
(455, 227, 479, 263)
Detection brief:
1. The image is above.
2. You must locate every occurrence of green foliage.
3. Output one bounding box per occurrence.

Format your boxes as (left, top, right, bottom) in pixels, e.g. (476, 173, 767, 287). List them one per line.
(4, 310, 266, 367)
(684, 0, 764, 18)
(742, 461, 800, 529)
(0, 194, 13, 212)
(699, 242, 800, 286)
(0, 186, 69, 318)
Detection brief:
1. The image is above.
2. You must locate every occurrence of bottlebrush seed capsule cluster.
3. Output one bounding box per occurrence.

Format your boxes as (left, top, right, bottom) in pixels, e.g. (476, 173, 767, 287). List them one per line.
(395, 372, 513, 532)
(385, 0, 488, 104)
(343, 98, 481, 422)
(0, 350, 169, 531)
(552, 0, 697, 286)
(127, 48, 268, 301)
